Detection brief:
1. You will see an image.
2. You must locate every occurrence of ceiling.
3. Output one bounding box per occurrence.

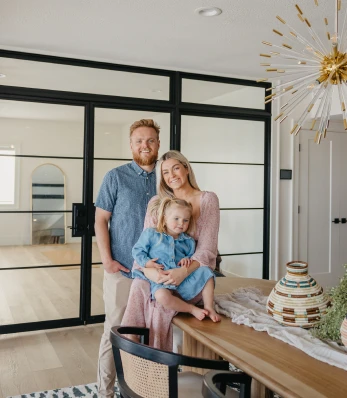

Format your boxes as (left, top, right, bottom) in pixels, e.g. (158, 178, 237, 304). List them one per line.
(0, 0, 335, 79)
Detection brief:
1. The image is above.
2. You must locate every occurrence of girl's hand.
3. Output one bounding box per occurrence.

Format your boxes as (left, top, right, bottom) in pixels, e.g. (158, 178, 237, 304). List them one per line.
(178, 258, 193, 268)
(145, 258, 163, 270)
(157, 267, 188, 286)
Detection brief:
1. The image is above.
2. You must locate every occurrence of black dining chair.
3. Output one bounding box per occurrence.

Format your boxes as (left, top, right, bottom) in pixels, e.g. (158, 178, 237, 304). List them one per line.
(111, 326, 249, 398)
(202, 370, 252, 398)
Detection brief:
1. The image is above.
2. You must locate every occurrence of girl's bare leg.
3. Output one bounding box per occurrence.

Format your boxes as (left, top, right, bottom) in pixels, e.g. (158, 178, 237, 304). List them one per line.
(155, 289, 208, 320)
(202, 278, 221, 322)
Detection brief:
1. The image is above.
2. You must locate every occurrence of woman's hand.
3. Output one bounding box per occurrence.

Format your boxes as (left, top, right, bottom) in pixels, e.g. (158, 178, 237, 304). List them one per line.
(157, 267, 188, 286)
(178, 257, 193, 268)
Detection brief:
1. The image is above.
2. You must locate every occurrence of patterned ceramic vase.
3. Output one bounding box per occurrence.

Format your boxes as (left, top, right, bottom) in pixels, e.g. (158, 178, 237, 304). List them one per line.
(267, 261, 330, 328)
(341, 315, 347, 347)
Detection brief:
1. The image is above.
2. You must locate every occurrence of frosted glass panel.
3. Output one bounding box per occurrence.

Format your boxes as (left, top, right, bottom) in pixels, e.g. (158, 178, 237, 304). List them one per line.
(181, 116, 264, 164)
(94, 109, 171, 159)
(0, 57, 170, 100)
(182, 79, 265, 110)
(221, 254, 263, 278)
(0, 100, 84, 157)
(219, 210, 263, 254)
(192, 164, 264, 208)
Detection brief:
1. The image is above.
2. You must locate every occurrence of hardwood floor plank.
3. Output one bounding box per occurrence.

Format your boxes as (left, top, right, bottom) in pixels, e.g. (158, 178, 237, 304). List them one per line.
(0, 334, 39, 398)
(0, 325, 104, 398)
(21, 331, 63, 372)
(32, 367, 72, 392)
(46, 327, 99, 386)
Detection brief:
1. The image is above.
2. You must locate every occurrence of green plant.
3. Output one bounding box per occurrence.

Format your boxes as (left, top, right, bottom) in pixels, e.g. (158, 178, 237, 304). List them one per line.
(312, 265, 347, 342)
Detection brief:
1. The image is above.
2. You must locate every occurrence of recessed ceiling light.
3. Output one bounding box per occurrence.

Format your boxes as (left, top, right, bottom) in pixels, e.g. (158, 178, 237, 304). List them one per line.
(195, 7, 222, 17)
(104, 132, 110, 135)
(33, 219, 37, 222)
(0, 73, 6, 78)
(150, 89, 162, 93)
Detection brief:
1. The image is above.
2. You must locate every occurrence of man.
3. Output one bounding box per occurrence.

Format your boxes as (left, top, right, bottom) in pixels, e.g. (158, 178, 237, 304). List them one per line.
(95, 119, 160, 397)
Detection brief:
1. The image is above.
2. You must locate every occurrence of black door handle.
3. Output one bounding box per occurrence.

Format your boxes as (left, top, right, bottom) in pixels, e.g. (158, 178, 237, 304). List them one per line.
(332, 218, 340, 224)
(341, 218, 347, 224)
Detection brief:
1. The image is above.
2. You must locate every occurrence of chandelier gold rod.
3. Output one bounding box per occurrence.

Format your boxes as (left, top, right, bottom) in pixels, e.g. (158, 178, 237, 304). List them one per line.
(262, 71, 321, 82)
(317, 85, 332, 135)
(266, 74, 321, 94)
(283, 83, 324, 128)
(277, 84, 316, 114)
(271, 53, 321, 64)
(267, 80, 311, 103)
(276, 14, 327, 58)
(293, 84, 328, 136)
(310, 82, 330, 130)
(266, 70, 322, 79)
(280, 87, 312, 113)
(307, 23, 330, 55)
(324, 17, 331, 43)
(269, 72, 321, 91)
(339, 80, 347, 128)
(321, 88, 333, 137)
(263, 41, 322, 61)
(263, 63, 320, 68)
(271, 75, 319, 101)
(336, 75, 346, 112)
(274, 29, 324, 55)
(338, 7, 347, 51)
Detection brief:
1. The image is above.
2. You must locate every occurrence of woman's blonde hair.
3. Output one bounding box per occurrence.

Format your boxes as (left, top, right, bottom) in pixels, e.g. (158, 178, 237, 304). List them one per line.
(156, 198, 195, 236)
(149, 150, 200, 217)
(156, 150, 200, 199)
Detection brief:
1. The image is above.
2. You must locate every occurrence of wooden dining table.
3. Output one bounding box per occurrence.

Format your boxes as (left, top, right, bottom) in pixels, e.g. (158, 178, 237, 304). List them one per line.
(172, 277, 347, 398)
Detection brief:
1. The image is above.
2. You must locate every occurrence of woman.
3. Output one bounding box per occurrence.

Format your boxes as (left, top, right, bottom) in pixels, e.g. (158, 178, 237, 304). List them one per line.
(122, 150, 220, 350)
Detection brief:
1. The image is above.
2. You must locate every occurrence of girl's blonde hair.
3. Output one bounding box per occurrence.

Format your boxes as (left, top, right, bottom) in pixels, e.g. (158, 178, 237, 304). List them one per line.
(149, 150, 200, 217)
(156, 197, 195, 236)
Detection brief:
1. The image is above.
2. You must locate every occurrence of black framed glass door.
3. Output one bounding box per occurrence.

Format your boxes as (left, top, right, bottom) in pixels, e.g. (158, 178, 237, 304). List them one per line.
(0, 98, 87, 333)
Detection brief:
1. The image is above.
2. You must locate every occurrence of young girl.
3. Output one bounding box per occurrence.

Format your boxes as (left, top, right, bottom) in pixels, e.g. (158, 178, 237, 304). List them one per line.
(132, 197, 220, 322)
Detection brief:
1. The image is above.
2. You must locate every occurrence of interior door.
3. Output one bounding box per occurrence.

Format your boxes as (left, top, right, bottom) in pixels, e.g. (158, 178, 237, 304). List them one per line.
(298, 129, 346, 289)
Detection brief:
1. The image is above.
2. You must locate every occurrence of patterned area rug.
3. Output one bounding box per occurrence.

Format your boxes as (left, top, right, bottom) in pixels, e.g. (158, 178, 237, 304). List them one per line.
(7, 383, 120, 398)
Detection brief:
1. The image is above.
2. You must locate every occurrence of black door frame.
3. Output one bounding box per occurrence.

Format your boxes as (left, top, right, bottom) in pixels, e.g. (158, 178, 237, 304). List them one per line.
(0, 49, 271, 334)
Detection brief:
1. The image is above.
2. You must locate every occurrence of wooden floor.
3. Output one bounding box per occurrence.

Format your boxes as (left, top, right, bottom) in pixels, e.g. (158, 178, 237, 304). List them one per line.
(0, 244, 105, 324)
(0, 324, 104, 398)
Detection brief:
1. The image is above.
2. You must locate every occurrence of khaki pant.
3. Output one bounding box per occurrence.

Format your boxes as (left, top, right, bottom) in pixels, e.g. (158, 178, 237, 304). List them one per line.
(97, 270, 133, 398)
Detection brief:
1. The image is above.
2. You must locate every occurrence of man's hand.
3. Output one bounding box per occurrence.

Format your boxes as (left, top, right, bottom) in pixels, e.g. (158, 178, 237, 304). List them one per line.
(103, 259, 130, 274)
(178, 258, 193, 268)
(145, 258, 164, 270)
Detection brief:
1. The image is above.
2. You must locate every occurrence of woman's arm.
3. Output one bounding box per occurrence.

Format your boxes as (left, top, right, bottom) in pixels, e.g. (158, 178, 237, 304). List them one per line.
(191, 192, 220, 270)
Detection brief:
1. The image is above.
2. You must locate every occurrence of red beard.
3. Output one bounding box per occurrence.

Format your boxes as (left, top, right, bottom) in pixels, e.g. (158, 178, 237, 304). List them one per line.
(133, 152, 158, 166)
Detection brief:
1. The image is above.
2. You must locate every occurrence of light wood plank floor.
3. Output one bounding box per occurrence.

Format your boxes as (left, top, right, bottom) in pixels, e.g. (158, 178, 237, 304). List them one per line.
(0, 243, 101, 268)
(0, 244, 105, 324)
(0, 324, 104, 398)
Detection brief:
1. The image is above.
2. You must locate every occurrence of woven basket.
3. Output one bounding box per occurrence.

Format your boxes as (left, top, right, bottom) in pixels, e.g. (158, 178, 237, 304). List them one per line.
(341, 316, 347, 347)
(267, 261, 330, 328)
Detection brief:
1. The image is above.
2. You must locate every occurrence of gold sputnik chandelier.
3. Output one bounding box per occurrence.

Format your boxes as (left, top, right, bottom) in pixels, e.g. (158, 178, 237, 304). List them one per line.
(259, 0, 347, 143)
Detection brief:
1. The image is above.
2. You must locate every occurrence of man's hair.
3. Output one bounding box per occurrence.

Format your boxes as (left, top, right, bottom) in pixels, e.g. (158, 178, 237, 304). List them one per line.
(129, 119, 160, 138)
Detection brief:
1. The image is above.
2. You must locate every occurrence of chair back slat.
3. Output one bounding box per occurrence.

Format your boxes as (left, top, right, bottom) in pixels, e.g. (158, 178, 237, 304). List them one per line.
(120, 350, 170, 398)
